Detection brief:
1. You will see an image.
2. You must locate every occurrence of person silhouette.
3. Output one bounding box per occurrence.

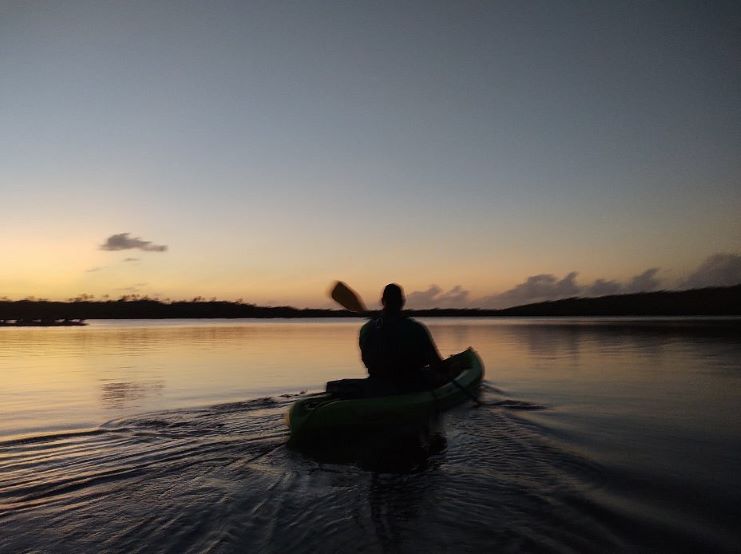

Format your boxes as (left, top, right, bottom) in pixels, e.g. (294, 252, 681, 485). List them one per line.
(359, 283, 443, 393)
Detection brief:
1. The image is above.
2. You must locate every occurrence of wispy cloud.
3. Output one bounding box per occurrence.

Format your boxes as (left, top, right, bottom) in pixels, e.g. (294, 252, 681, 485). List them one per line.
(681, 253, 741, 288)
(85, 267, 104, 273)
(624, 268, 661, 293)
(123, 257, 140, 262)
(100, 233, 167, 252)
(116, 282, 148, 292)
(441, 254, 738, 308)
(480, 269, 666, 308)
(585, 279, 622, 296)
(479, 272, 580, 308)
(406, 285, 470, 308)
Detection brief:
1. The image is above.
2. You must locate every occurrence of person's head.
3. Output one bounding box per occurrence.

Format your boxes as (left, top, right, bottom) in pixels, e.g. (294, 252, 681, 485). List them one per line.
(381, 283, 405, 314)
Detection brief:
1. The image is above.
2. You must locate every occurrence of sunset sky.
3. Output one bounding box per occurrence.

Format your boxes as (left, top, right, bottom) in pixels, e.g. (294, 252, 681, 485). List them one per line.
(2, 1, 740, 308)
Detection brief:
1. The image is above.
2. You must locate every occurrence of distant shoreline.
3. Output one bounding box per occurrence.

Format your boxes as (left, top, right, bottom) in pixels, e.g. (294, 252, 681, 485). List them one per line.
(1, 285, 740, 320)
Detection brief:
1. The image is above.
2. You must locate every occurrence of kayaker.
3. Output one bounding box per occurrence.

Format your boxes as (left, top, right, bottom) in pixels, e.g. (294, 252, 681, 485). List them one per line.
(359, 283, 443, 393)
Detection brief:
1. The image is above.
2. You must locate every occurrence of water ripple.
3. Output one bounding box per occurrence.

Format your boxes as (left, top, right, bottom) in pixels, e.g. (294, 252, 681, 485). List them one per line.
(1, 391, 738, 552)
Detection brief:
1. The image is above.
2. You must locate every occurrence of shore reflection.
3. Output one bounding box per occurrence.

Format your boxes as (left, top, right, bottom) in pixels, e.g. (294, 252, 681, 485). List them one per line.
(1, 317, 738, 441)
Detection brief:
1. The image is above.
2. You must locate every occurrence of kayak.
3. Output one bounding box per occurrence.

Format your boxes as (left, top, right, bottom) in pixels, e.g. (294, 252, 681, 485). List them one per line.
(287, 347, 484, 445)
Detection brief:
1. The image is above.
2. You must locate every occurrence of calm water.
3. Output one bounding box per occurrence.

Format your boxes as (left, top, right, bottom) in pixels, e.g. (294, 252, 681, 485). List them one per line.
(1, 318, 740, 552)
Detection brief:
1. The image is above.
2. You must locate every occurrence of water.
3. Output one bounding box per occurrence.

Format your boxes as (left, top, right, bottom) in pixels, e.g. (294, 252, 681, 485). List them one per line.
(1, 318, 740, 552)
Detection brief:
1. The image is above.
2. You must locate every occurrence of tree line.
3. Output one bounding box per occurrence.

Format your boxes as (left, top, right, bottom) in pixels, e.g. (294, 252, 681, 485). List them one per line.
(0, 284, 739, 320)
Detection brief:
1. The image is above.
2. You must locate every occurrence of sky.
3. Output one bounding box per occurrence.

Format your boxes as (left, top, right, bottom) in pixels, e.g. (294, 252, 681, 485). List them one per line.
(1, 1, 740, 308)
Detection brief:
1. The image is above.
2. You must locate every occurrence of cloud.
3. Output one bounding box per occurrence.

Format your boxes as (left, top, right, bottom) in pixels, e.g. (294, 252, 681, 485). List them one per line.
(399, 254, 739, 310)
(585, 279, 621, 296)
(480, 268, 665, 308)
(123, 257, 139, 262)
(624, 268, 661, 293)
(480, 272, 580, 308)
(100, 233, 167, 252)
(116, 282, 148, 292)
(440, 285, 470, 307)
(406, 285, 442, 308)
(406, 284, 471, 308)
(682, 253, 741, 288)
(85, 267, 104, 273)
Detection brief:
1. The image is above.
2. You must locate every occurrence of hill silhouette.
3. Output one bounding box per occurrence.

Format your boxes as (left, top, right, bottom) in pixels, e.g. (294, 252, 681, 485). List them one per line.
(0, 285, 739, 322)
(489, 284, 741, 316)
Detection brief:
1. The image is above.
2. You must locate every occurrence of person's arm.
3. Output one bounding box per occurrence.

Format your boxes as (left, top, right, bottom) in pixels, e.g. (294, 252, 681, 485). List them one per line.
(418, 323, 443, 366)
(359, 323, 371, 370)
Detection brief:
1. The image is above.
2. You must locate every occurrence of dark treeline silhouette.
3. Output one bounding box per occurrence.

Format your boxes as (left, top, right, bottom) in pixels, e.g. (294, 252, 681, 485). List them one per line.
(490, 284, 741, 317)
(0, 285, 739, 321)
(0, 298, 357, 321)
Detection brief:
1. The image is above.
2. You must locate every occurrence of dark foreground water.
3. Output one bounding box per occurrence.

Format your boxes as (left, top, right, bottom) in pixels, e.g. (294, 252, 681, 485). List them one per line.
(1, 318, 740, 552)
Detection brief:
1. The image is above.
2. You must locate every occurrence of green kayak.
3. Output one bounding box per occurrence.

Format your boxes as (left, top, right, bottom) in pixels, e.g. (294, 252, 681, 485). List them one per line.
(287, 348, 484, 445)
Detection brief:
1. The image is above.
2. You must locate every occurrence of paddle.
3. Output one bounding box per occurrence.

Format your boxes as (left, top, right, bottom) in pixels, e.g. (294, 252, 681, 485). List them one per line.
(330, 281, 367, 314)
(329, 281, 482, 407)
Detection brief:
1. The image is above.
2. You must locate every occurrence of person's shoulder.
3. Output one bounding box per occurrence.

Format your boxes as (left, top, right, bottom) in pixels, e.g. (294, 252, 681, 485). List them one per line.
(402, 316, 429, 332)
(360, 317, 380, 334)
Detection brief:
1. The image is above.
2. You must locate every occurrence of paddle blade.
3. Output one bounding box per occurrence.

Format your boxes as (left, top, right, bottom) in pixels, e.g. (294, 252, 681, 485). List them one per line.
(330, 281, 366, 313)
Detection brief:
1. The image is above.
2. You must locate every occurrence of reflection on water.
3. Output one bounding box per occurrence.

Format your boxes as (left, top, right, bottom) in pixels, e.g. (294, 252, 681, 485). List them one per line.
(0, 318, 740, 551)
(1, 317, 738, 441)
(100, 380, 165, 409)
(292, 412, 450, 473)
(369, 470, 432, 550)
(0, 320, 368, 439)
